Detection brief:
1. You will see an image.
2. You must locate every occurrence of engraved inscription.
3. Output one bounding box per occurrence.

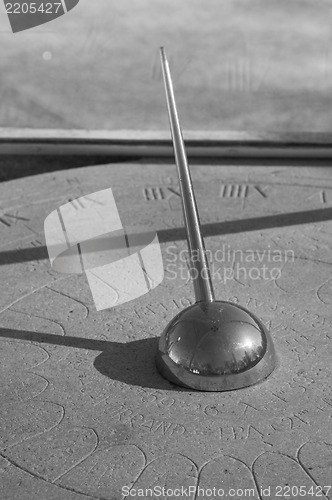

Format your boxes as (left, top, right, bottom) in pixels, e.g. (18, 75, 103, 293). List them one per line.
(220, 184, 248, 198)
(253, 185, 269, 198)
(307, 190, 330, 204)
(144, 187, 165, 201)
(0, 212, 29, 227)
(67, 197, 85, 210)
(143, 186, 181, 201)
(110, 406, 187, 438)
(30, 239, 43, 248)
(219, 184, 270, 199)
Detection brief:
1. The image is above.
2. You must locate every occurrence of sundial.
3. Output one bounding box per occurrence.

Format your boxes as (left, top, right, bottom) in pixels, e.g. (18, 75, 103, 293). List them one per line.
(1, 0, 332, 494)
(0, 154, 331, 499)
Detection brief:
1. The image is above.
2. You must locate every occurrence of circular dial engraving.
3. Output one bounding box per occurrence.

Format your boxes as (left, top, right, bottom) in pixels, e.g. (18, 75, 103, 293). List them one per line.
(0, 164, 331, 498)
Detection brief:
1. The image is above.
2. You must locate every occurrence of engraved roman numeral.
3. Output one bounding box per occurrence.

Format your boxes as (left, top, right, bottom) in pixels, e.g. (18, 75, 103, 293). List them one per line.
(167, 187, 181, 197)
(307, 190, 329, 204)
(144, 187, 165, 201)
(253, 185, 268, 198)
(0, 216, 11, 227)
(31, 240, 42, 248)
(0, 212, 29, 227)
(66, 177, 80, 186)
(68, 198, 85, 209)
(220, 184, 248, 198)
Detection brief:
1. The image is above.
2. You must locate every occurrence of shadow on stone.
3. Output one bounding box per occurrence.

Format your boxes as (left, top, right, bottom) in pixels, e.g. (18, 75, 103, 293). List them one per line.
(0, 327, 179, 391)
(94, 337, 175, 390)
(1, 206, 332, 266)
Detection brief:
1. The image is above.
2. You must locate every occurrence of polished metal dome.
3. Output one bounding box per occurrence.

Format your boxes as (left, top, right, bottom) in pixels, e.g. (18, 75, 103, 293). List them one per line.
(157, 301, 276, 391)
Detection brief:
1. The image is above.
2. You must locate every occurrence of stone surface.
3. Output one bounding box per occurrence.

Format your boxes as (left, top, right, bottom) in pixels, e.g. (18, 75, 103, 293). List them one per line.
(0, 163, 331, 499)
(1, 0, 332, 132)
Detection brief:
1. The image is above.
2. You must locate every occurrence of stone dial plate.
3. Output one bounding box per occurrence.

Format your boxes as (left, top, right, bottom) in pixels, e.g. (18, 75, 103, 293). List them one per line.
(0, 163, 331, 499)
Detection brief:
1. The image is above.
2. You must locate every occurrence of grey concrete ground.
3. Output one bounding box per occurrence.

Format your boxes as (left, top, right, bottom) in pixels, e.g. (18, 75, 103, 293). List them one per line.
(0, 162, 331, 499)
(1, 0, 332, 132)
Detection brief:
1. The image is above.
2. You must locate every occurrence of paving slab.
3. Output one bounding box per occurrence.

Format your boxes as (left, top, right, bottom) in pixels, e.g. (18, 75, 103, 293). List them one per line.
(1, 0, 332, 132)
(0, 163, 331, 499)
